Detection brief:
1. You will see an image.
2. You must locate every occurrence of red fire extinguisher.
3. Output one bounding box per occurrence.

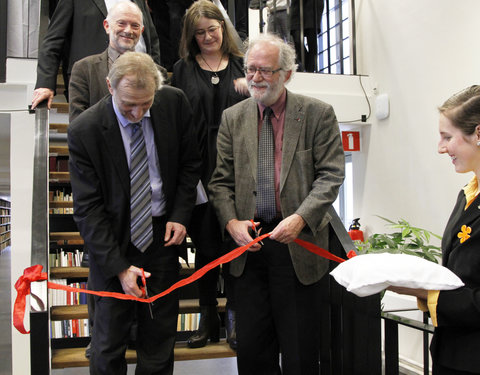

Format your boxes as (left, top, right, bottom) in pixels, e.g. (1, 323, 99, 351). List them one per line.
(348, 218, 364, 242)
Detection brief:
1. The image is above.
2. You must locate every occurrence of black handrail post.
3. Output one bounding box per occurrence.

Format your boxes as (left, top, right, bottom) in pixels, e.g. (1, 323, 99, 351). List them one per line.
(326, 207, 382, 374)
(384, 319, 399, 375)
(423, 312, 430, 375)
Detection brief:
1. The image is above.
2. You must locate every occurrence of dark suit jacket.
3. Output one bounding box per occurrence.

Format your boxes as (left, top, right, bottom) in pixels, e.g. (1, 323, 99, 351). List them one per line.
(69, 48, 170, 121)
(208, 90, 345, 285)
(35, 0, 161, 92)
(68, 86, 201, 291)
(431, 190, 480, 372)
(68, 49, 110, 121)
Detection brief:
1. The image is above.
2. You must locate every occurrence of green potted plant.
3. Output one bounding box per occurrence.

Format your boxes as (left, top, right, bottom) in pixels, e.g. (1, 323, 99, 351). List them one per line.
(355, 216, 442, 263)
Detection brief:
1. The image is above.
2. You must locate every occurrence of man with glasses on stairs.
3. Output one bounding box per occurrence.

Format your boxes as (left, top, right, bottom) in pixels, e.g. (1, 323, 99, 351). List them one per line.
(209, 33, 345, 374)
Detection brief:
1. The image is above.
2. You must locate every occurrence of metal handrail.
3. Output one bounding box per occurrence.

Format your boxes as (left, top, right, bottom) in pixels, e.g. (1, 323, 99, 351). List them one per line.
(30, 102, 51, 374)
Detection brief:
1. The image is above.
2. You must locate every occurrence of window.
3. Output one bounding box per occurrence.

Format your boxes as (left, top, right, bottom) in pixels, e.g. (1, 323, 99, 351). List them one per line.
(333, 153, 353, 227)
(318, 0, 354, 74)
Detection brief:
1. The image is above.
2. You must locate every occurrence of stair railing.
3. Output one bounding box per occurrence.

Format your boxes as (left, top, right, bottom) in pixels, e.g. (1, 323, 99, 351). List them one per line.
(29, 102, 51, 374)
(322, 206, 382, 374)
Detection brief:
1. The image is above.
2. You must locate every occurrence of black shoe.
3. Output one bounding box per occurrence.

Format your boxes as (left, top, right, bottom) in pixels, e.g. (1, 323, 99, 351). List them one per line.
(187, 305, 220, 348)
(85, 342, 92, 359)
(225, 307, 237, 351)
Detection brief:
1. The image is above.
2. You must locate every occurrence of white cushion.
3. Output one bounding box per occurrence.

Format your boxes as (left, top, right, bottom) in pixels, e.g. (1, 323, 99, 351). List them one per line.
(329, 253, 464, 297)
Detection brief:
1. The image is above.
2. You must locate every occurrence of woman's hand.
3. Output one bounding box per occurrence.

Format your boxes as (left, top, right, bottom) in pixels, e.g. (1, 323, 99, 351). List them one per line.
(233, 78, 250, 96)
(388, 285, 428, 302)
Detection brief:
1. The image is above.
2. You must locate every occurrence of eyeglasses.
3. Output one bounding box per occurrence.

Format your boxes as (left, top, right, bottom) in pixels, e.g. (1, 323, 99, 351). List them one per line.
(194, 25, 221, 38)
(244, 66, 283, 78)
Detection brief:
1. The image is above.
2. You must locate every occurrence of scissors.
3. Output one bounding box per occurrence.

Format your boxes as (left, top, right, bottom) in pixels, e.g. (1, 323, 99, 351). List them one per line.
(250, 219, 264, 245)
(140, 268, 154, 319)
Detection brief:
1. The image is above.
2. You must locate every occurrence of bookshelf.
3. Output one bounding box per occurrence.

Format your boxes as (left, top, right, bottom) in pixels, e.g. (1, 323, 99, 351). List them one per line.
(0, 197, 11, 251)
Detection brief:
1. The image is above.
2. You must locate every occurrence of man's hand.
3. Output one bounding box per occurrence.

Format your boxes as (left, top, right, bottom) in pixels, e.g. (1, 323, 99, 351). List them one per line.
(226, 219, 261, 252)
(269, 214, 306, 244)
(118, 265, 151, 297)
(31, 88, 54, 109)
(164, 221, 186, 246)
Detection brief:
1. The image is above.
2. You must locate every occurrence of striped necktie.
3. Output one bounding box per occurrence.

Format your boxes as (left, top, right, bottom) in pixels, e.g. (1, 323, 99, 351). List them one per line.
(256, 107, 276, 223)
(130, 122, 153, 253)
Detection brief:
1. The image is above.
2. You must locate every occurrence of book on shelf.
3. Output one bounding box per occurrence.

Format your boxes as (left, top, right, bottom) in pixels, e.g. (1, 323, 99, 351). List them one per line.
(50, 249, 84, 267)
(51, 319, 90, 339)
(177, 313, 200, 331)
(49, 279, 88, 306)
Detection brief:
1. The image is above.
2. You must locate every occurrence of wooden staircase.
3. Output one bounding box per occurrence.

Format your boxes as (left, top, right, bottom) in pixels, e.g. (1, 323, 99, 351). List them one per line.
(47, 110, 236, 370)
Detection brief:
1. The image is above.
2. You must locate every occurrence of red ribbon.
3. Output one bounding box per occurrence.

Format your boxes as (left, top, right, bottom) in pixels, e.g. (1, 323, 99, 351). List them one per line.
(13, 233, 355, 334)
(13, 265, 48, 334)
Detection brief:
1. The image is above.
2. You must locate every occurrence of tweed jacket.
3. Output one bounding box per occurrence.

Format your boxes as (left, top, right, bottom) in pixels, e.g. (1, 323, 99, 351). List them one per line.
(208, 90, 345, 285)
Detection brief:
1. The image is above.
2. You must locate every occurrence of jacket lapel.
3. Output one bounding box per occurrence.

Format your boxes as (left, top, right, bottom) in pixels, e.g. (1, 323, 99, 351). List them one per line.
(243, 99, 260, 183)
(149, 94, 169, 189)
(280, 91, 303, 192)
(101, 98, 130, 197)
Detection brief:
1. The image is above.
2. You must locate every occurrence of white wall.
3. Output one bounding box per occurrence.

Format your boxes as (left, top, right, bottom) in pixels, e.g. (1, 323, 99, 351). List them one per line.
(354, 0, 480, 238)
(352, 1, 480, 369)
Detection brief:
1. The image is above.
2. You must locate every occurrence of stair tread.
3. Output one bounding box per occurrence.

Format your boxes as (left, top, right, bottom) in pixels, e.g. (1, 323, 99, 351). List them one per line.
(51, 340, 236, 368)
(49, 145, 69, 155)
(51, 102, 69, 113)
(50, 200, 73, 208)
(50, 267, 89, 279)
(50, 298, 228, 320)
(50, 232, 82, 240)
(50, 123, 69, 133)
(50, 263, 196, 279)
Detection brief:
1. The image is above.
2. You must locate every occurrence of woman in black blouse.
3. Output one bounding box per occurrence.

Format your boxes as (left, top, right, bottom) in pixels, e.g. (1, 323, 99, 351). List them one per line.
(390, 86, 480, 374)
(171, 0, 248, 350)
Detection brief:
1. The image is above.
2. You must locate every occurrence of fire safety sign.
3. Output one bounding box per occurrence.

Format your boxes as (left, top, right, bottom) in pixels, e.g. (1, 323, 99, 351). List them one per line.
(341, 131, 360, 152)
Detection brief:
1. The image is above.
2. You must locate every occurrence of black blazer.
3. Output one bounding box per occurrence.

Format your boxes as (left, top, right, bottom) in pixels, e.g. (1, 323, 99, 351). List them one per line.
(431, 190, 480, 372)
(68, 86, 201, 291)
(35, 0, 161, 92)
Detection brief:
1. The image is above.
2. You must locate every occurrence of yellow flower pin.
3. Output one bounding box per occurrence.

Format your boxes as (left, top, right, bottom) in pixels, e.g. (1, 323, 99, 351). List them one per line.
(457, 225, 472, 244)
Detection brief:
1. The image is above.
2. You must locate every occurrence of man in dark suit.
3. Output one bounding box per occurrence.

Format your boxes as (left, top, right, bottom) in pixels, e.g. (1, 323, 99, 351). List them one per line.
(208, 33, 345, 374)
(68, 1, 168, 121)
(68, 52, 200, 374)
(31, 0, 161, 109)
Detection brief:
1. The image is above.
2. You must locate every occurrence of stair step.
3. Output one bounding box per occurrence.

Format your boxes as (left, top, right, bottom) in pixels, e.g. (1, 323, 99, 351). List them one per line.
(50, 232, 82, 241)
(50, 267, 89, 279)
(51, 341, 236, 369)
(49, 145, 69, 155)
(52, 102, 69, 114)
(50, 263, 196, 279)
(50, 171, 70, 182)
(50, 123, 68, 133)
(50, 200, 73, 208)
(50, 298, 228, 321)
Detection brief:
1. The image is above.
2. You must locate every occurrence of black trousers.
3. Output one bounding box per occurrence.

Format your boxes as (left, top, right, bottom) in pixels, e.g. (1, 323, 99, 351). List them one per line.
(89, 217, 179, 375)
(235, 222, 322, 375)
(433, 362, 480, 375)
(188, 202, 235, 308)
